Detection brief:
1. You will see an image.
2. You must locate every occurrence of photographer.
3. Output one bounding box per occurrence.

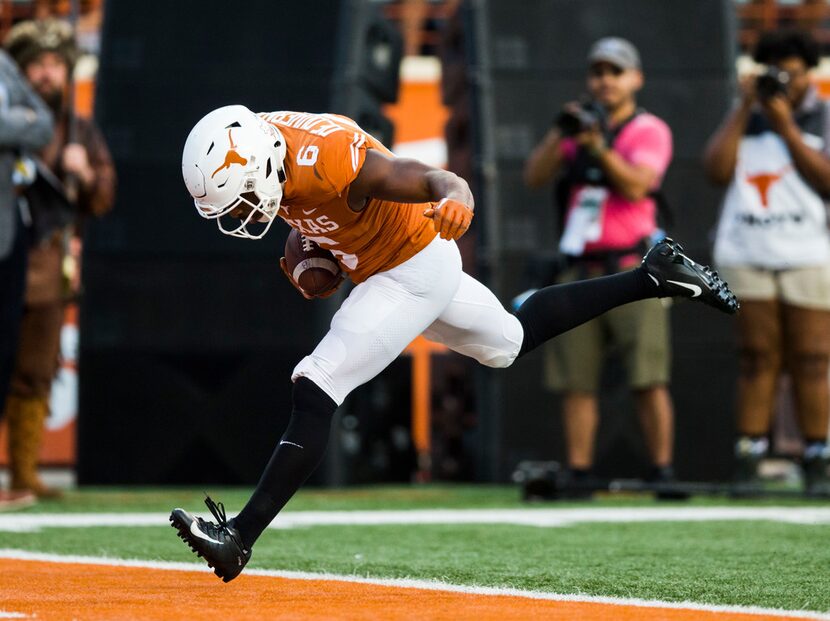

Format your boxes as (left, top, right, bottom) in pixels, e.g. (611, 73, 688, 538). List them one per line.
(703, 29, 830, 496)
(524, 37, 674, 489)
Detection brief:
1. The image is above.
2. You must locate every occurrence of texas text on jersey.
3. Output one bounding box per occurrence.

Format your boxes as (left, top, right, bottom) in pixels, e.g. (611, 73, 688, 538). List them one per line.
(261, 111, 437, 284)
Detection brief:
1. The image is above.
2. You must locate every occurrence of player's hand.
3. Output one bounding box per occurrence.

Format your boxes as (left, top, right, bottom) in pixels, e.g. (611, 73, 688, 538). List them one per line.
(279, 256, 314, 300)
(423, 198, 474, 241)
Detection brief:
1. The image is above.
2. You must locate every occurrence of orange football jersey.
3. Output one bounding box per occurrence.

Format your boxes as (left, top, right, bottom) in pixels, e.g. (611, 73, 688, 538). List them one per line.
(261, 111, 437, 283)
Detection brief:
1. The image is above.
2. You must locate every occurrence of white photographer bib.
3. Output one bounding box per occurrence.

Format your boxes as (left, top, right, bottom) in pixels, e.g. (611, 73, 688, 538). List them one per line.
(714, 129, 830, 269)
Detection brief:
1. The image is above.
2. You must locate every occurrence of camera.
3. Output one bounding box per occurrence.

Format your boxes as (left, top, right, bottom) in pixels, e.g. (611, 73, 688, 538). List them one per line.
(755, 67, 790, 100)
(555, 102, 602, 137)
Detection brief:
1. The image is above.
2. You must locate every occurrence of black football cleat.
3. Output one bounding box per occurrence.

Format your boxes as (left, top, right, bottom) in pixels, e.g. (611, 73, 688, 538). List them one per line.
(170, 495, 251, 583)
(642, 238, 739, 314)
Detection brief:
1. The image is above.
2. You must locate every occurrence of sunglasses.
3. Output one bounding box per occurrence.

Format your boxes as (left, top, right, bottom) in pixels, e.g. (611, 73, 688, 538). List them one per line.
(588, 65, 625, 78)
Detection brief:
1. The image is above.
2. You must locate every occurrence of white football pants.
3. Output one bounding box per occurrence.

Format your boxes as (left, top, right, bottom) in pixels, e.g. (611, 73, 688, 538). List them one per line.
(292, 236, 524, 405)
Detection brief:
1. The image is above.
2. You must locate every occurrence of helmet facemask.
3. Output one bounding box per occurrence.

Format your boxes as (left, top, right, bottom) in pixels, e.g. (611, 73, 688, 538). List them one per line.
(183, 105, 287, 240)
(194, 163, 283, 240)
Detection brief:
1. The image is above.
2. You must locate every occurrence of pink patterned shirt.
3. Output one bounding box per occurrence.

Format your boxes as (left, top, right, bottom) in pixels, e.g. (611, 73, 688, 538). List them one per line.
(560, 112, 672, 254)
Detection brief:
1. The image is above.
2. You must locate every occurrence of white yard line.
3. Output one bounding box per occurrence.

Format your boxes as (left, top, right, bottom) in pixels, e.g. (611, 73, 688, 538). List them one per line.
(1, 506, 830, 532)
(0, 549, 827, 620)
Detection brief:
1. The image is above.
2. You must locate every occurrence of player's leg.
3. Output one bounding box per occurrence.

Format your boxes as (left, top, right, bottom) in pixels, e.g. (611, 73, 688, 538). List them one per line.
(170, 236, 464, 581)
(235, 239, 462, 541)
(423, 238, 735, 369)
(515, 239, 737, 358)
(423, 269, 653, 482)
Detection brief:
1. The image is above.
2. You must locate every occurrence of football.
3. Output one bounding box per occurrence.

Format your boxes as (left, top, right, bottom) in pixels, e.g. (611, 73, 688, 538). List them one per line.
(283, 229, 342, 296)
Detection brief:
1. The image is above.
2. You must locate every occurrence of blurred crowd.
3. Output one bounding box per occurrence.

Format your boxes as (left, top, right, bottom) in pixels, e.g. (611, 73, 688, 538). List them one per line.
(0, 13, 115, 509)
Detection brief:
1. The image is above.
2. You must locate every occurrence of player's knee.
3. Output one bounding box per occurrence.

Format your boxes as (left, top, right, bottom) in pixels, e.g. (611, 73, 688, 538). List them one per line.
(293, 376, 339, 417)
(480, 318, 523, 368)
(469, 345, 519, 369)
(282, 377, 338, 455)
(292, 353, 345, 407)
(481, 351, 516, 369)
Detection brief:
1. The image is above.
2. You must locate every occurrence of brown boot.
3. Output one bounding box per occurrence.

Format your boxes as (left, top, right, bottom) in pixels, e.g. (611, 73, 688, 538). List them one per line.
(6, 395, 63, 499)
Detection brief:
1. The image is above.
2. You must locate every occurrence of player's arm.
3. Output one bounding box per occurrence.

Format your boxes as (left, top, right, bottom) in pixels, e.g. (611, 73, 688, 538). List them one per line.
(348, 149, 474, 240)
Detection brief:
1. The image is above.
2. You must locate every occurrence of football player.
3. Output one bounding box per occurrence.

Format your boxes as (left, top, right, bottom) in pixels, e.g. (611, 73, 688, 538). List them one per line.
(171, 105, 738, 582)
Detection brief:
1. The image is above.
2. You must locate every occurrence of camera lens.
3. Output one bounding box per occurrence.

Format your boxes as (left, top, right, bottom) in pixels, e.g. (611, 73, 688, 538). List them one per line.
(756, 68, 789, 100)
(556, 111, 584, 136)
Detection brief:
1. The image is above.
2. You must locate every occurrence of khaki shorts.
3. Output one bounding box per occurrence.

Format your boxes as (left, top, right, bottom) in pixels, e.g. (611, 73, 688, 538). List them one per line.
(717, 264, 830, 310)
(544, 266, 671, 393)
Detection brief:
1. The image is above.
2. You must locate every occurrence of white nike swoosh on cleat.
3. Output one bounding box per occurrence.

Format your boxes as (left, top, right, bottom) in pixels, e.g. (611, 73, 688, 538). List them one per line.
(667, 279, 702, 297)
(647, 273, 659, 287)
(190, 520, 224, 545)
(280, 440, 304, 449)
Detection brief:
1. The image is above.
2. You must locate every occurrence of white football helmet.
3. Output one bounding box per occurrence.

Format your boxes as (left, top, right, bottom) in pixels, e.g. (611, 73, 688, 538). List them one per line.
(182, 105, 287, 239)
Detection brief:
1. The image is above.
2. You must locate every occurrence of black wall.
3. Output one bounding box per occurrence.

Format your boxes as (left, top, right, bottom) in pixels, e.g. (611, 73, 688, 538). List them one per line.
(78, 1, 401, 484)
(467, 0, 738, 481)
(80, 0, 740, 485)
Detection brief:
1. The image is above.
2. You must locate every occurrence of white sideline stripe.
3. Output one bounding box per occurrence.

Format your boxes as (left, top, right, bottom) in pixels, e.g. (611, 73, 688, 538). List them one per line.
(0, 549, 827, 620)
(0, 613, 30, 619)
(2, 507, 830, 532)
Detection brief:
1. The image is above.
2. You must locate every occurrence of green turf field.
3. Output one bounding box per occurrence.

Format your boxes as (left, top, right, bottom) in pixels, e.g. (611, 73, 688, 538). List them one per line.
(2, 485, 829, 613)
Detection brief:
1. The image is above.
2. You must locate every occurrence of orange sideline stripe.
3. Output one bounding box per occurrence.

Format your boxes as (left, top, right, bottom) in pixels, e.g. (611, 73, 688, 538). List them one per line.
(0, 557, 823, 621)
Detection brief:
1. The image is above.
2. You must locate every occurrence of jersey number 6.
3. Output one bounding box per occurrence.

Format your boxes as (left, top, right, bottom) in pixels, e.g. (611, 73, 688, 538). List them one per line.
(297, 145, 319, 167)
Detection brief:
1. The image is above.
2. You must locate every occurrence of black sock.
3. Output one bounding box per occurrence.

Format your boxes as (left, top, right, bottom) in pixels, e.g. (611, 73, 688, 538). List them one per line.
(231, 377, 337, 550)
(515, 267, 656, 358)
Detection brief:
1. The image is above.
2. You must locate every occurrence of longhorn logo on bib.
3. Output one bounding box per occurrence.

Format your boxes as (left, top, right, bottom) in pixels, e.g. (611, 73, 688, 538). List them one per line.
(745, 166, 790, 207)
